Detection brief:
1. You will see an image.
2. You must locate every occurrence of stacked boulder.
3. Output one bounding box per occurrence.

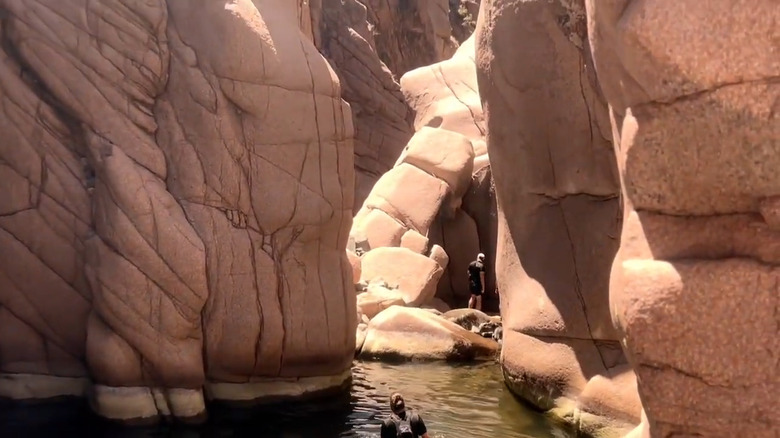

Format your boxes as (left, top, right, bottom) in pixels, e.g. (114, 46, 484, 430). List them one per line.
(359, 306, 499, 362)
(347, 38, 499, 360)
(349, 123, 475, 309)
(347, 32, 496, 322)
(399, 36, 497, 308)
(401, 37, 487, 170)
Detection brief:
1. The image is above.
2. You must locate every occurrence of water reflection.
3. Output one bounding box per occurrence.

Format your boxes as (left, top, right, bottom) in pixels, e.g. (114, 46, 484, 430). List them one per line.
(0, 361, 569, 438)
(348, 361, 567, 438)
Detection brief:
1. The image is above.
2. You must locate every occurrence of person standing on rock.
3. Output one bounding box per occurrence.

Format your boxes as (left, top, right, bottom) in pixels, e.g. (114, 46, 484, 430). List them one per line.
(380, 392, 430, 438)
(467, 252, 487, 311)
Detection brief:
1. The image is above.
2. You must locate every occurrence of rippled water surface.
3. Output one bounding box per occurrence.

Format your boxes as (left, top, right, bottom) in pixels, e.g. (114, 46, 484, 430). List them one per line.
(1, 361, 570, 438)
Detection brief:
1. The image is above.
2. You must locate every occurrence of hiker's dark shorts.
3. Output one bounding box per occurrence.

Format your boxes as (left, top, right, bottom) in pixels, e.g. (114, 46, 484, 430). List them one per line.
(469, 283, 483, 296)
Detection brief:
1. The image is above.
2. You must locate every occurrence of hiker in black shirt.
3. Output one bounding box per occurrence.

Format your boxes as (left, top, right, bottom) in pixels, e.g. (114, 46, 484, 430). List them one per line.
(380, 392, 429, 438)
(467, 252, 486, 311)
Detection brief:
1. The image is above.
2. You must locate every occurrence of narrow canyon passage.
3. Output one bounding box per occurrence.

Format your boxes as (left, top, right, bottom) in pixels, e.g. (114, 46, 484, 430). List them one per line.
(0, 0, 776, 437)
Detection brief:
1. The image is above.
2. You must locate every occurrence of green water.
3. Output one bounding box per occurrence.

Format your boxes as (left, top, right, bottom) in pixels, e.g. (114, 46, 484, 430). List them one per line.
(349, 360, 569, 437)
(0, 360, 570, 437)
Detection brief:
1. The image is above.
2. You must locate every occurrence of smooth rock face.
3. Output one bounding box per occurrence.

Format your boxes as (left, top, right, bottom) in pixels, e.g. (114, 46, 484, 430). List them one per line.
(359, 306, 499, 361)
(362, 163, 450, 235)
(352, 209, 407, 250)
(0, 0, 356, 422)
(401, 36, 487, 156)
(313, 0, 414, 210)
(421, 297, 452, 313)
(400, 229, 431, 254)
(586, 1, 780, 436)
(475, 0, 638, 435)
(360, 248, 445, 306)
(395, 126, 476, 199)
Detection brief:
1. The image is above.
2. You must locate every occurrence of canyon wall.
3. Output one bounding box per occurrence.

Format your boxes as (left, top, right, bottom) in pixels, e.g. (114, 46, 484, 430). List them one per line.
(475, 0, 639, 435)
(313, 0, 474, 211)
(361, 0, 458, 76)
(0, 0, 356, 423)
(587, 1, 779, 436)
(477, 0, 779, 436)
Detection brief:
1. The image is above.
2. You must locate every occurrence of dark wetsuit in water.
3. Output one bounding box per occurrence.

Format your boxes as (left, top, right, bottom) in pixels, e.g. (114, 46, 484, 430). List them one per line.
(380, 411, 427, 438)
(467, 260, 485, 296)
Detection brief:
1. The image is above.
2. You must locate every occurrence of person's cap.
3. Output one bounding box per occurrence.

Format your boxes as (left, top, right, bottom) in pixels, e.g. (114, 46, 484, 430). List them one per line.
(477, 252, 485, 260)
(390, 392, 406, 414)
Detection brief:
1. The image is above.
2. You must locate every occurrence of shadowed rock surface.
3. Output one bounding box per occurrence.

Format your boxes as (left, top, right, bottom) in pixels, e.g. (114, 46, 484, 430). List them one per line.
(449, 0, 480, 43)
(0, 0, 356, 423)
(475, 0, 641, 435)
(312, 0, 415, 211)
(361, 0, 458, 76)
(586, 1, 780, 436)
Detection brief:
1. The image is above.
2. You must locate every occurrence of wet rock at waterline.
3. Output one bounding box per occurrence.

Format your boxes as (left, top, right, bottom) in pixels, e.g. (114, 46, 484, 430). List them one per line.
(359, 306, 499, 361)
(588, 1, 780, 436)
(474, 0, 640, 435)
(477, 321, 501, 340)
(0, 0, 355, 423)
(442, 309, 501, 341)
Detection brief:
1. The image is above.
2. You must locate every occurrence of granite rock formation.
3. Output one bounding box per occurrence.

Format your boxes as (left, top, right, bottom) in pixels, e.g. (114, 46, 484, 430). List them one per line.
(401, 36, 496, 309)
(475, 0, 640, 435)
(346, 37, 492, 315)
(477, 0, 779, 436)
(401, 36, 486, 163)
(359, 306, 499, 362)
(361, 0, 458, 76)
(587, 1, 780, 436)
(312, 0, 414, 211)
(0, 0, 356, 423)
(449, 0, 480, 43)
